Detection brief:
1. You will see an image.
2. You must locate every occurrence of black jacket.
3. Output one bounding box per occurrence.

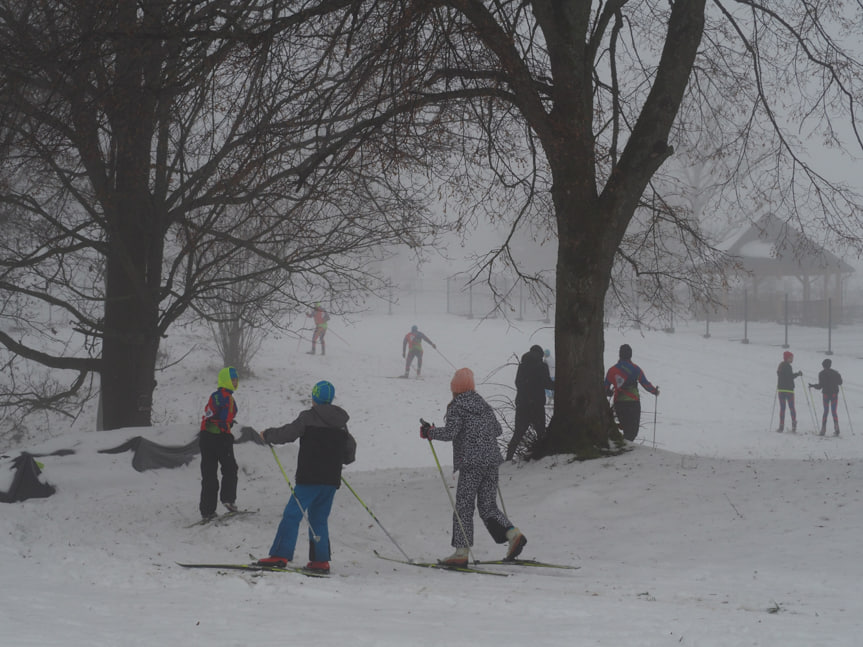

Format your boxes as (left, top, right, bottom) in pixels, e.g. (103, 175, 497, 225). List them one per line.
(263, 404, 357, 487)
(776, 361, 801, 391)
(515, 348, 554, 406)
(810, 368, 843, 396)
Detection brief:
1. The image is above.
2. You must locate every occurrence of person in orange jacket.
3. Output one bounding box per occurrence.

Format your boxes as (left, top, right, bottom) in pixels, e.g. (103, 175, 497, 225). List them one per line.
(307, 303, 330, 355)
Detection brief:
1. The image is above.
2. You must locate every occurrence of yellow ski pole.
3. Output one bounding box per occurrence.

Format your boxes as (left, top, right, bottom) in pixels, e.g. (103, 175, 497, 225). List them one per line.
(341, 475, 412, 562)
(421, 418, 476, 564)
(263, 437, 320, 543)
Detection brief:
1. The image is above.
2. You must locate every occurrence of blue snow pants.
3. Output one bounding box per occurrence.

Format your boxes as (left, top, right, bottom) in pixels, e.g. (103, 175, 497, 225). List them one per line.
(269, 484, 336, 562)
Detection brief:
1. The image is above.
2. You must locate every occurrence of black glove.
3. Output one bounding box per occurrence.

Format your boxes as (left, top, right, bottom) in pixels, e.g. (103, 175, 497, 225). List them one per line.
(261, 428, 274, 444)
(808, 383, 816, 389)
(795, 371, 803, 378)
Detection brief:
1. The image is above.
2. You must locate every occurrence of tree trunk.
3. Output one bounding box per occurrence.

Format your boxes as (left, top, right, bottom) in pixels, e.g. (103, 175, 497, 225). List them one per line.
(100, 189, 162, 430)
(100, 251, 160, 430)
(99, 2, 161, 430)
(533, 189, 620, 457)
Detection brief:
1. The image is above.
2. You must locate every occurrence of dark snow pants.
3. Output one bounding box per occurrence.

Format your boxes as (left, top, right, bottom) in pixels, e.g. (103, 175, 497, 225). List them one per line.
(507, 400, 547, 460)
(821, 392, 839, 430)
(198, 431, 238, 517)
(777, 391, 797, 430)
(614, 400, 641, 441)
(405, 349, 423, 376)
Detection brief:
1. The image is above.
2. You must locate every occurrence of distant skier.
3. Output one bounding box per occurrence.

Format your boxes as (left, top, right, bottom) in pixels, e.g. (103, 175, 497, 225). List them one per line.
(420, 367, 527, 567)
(604, 344, 659, 441)
(198, 367, 240, 520)
(809, 358, 843, 436)
(307, 303, 330, 355)
(506, 344, 554, 461)
(402, 325, 436, 377)
(775, 350, 802, 433)
(256, 380, 357, 575)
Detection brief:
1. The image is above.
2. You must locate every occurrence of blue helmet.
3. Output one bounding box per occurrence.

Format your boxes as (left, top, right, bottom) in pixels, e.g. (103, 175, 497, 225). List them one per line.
(312, 380, 335, 404)
(411, 325, 418, 333)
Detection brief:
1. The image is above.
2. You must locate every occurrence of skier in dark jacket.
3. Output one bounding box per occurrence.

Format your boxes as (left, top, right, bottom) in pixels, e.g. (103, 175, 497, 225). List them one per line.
(809, 358, 843, 436)
(256, 380, 357, 574)
(775, 351, 802, 433)
(604, 344, 659, 441)
(506, 345, 554, 461)
(422, 367, 527, 567)
(198, 366, 240, 520)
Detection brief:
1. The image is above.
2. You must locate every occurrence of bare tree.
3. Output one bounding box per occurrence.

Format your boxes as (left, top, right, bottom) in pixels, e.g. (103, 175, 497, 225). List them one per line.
(299, 0, 863, 454)
(0, 0, 442, 431)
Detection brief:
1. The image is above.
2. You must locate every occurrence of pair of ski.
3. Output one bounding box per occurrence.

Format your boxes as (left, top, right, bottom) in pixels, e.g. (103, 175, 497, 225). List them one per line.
(177, 560, 329, 578)
(178, 551, 578, 578)
(185, 509, 257, 528)
(372, 550, 579, 576)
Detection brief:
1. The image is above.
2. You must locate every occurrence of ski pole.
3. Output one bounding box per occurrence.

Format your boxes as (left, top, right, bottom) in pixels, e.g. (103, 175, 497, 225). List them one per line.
(769, 391, 777, 433)
(496, 484, 508, 519)
(421, 418, 476, 564)
(841, 385, 854, 434)
(327, 328, 350, 346)
(266, 441, 320, 542)
(652, 392, 658, 448)
(432, 346, 457, 370)
(296, 327, 314, 352)
(800, 374, 819, 433)
(341, 475, 413, 562)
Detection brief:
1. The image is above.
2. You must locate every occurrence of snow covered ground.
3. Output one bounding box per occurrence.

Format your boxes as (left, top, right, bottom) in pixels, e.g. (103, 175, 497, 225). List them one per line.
(2, 312, 862, 646)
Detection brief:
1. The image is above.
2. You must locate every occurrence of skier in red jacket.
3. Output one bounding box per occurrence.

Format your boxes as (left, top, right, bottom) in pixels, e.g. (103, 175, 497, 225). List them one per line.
(402, 325, 436, 378)
(604, 344, 659, 441)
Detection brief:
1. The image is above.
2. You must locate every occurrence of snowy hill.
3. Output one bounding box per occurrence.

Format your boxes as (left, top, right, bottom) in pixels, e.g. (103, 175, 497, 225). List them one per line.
(2, 313, 862, 646)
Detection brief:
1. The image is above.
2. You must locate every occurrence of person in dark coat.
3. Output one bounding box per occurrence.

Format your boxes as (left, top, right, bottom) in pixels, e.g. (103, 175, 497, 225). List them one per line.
(604, 344, 659, 441)
(775, 350, 802, 433)
(198, 366, 240, 520)
(256, 380, 357, 574)
(809, 358, 843, 436)
(422, 367, 527, 567)
(506, 344, 554, 461)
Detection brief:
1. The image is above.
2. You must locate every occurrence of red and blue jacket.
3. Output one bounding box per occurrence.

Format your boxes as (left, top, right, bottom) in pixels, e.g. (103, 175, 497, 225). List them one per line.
(604, 360, 658, 403)
(200, 367, 238, 434)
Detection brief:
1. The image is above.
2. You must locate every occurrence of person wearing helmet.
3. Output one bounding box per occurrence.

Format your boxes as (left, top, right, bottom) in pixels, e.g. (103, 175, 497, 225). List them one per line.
(402, 324, 436, 378)
(257, 380, 357, 574)
(808, 358, 843, 436)
(776, 351, 803, 433)
(198, 367, 240, 520)
(307, 303, 330, 355)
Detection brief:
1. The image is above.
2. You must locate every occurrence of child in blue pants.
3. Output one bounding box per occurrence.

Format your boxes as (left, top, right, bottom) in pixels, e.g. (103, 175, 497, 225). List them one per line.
(257, 380, 356, 574)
